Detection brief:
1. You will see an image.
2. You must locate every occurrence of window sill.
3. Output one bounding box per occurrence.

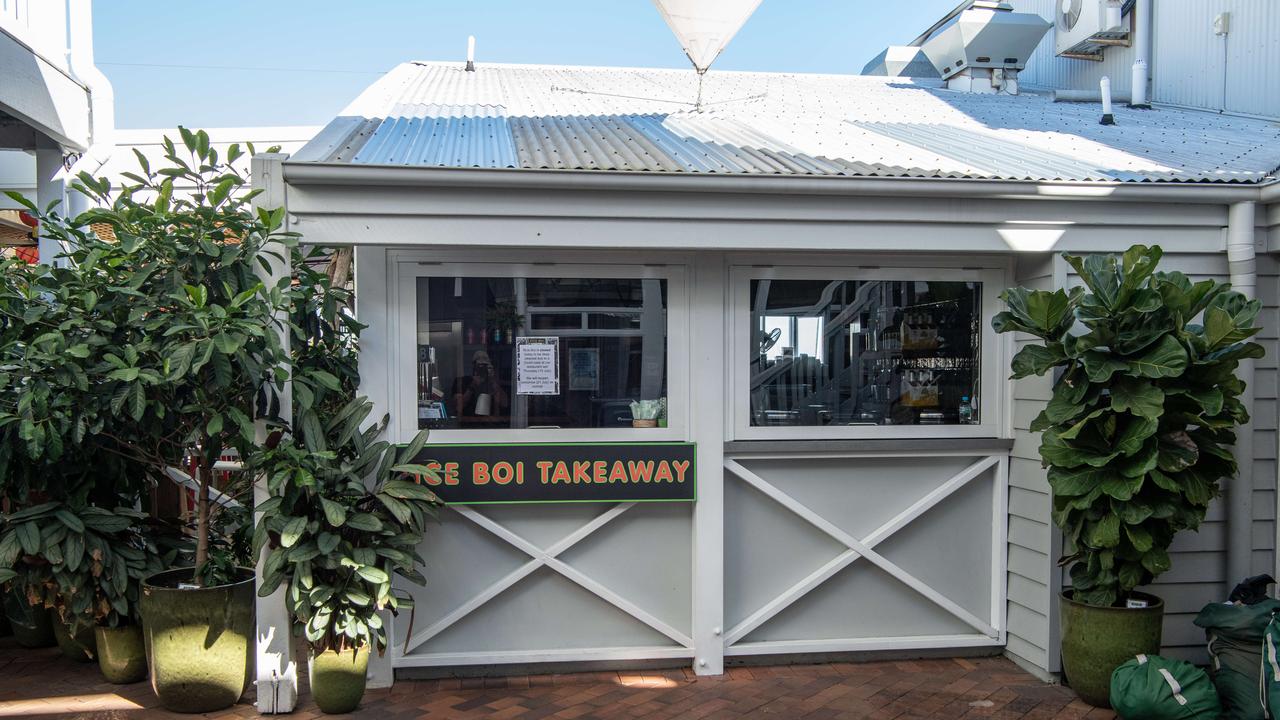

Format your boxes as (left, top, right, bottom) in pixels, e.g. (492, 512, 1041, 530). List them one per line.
(724, 437, 1014, 455)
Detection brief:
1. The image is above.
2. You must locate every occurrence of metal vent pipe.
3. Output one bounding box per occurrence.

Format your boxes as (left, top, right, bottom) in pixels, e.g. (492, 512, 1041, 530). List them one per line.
(1130, 0, 1152, 108)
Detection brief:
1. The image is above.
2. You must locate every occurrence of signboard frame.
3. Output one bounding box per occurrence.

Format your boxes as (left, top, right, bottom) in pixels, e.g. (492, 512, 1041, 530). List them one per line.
(406, 441, 697, 505)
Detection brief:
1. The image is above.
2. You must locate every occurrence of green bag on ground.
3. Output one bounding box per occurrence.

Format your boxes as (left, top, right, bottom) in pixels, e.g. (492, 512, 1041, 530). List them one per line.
(1263, 612, 1280, 715)
(1110, 654, 1221, 719)
(1195, 599, 1280, 720)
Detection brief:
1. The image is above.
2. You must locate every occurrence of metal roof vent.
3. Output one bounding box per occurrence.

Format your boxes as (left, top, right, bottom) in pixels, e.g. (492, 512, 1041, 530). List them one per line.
(918, 1, 1050, 94)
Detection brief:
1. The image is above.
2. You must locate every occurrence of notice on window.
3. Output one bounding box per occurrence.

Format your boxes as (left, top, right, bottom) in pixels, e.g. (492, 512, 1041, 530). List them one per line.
(516, 336, 559, 395)
(568, 348, 599, 391)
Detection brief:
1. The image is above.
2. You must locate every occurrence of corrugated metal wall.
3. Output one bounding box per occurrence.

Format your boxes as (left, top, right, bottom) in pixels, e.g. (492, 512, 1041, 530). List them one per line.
(1151, 0, 1280, 119)
(1009, 0, 1280, 119)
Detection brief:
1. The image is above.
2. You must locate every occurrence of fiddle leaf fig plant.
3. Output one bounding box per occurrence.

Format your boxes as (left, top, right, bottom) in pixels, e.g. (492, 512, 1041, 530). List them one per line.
(994, 245, 1264, 607)
(252, 397, 442, 654)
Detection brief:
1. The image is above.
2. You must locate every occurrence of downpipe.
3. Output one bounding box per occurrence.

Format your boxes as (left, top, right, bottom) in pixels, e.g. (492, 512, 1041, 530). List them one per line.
(1226, 201, 1256, 589)
(63, 0, 115, 215)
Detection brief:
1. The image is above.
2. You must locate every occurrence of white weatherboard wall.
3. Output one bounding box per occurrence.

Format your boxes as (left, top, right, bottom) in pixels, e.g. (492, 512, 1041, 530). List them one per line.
(1009, 0, 1280, 119)
(1005, 252, 1057, 676)
(1007, 245, 1280, 672)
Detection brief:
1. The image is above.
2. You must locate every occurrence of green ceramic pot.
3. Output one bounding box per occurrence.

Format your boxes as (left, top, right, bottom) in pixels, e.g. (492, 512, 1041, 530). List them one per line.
(3, 593, 54, 648)
(139, 567, 255, 713)
(1060, 590, 1164, 707)
(53, 618, 97, 662)
(309, 646, 370, 714)
(95, 624, 147, 684)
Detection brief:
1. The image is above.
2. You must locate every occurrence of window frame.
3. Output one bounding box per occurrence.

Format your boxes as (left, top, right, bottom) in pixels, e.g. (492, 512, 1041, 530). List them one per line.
(729, 264, 1005, 441)
(393, 259, 689, 444)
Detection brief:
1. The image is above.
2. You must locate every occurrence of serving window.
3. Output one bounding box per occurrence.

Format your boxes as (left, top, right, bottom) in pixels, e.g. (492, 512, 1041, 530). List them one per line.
(733, 266, 1003, 440)
(396, 262, 686, 442)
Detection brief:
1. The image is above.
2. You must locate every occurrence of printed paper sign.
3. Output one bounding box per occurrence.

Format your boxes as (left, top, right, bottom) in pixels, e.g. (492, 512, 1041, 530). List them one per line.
(515, 336, 559, 395)
(568, 348, 599, 391)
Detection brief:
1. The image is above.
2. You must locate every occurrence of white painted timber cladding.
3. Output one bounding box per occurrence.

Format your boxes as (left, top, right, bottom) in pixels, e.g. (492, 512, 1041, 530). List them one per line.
(1016, 250, 1280, 667)
(1009, 0, 1280, 119)
(1006, 253, 1057, 674)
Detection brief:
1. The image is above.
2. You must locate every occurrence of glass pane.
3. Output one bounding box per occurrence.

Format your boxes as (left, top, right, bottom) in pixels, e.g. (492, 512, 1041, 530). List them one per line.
(749, 279, 981, 427)
(416, 276, 668, 430)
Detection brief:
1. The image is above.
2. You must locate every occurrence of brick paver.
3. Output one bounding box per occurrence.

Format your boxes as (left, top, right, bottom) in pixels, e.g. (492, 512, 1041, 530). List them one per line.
(0, 639, 1110, 718)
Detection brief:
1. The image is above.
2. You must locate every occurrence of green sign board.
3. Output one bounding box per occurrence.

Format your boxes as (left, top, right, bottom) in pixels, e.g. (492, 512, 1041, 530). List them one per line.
(405, 442, 696, 505)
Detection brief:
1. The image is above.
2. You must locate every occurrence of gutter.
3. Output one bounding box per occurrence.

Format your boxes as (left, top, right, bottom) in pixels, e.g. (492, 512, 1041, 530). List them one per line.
(282, 162, 1269, 205)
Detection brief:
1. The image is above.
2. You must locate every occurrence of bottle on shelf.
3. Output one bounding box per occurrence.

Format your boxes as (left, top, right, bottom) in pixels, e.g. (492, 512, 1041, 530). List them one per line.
(959, 395, 973, 424)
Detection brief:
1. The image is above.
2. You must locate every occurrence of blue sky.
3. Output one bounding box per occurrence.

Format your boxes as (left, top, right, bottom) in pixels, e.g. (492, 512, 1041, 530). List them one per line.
(95, 1, 957, 129)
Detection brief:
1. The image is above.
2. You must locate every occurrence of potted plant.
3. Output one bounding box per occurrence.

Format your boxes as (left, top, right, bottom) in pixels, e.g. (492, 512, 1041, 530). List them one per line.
(252, 397, 441, 713)
(993, 245, 1263, 706)
(1, 557, 54, 649)
(6, 130, 296, 711)
(0, 502, 167, 679)
(484, 300, 523, 344)
(630, 399, 664, 428)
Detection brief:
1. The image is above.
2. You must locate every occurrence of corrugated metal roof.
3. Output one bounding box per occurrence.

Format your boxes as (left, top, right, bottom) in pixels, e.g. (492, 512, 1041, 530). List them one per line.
(292, 61, 1280, 184)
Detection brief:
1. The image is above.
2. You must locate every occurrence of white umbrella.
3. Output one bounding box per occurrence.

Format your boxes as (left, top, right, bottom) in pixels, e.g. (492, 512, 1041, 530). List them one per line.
(652, 0, 764, 73)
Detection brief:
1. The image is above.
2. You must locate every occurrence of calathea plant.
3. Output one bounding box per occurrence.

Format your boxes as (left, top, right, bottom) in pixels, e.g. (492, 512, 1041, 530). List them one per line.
(0, 502, 170, 633)
(993, 245, 1263, 607)
(252, 396, 442, 654)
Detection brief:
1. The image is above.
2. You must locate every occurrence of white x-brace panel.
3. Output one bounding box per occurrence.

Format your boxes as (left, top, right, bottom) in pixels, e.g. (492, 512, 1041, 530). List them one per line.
(723, 453, 1008, 657)
(393, 502, 696, 668)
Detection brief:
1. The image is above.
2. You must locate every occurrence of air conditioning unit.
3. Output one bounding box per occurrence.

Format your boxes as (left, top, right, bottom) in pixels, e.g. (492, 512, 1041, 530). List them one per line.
(1056, 0, 1129, 60)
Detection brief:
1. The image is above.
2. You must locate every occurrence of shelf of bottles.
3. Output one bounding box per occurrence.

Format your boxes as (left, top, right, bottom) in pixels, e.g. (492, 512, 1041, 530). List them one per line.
(850, 286, 981, 426)
(750, 279, 981, 428)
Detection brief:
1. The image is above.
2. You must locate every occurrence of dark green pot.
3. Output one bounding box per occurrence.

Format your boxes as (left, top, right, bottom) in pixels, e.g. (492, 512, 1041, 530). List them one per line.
(53, 618, 97, 662)
(3, 593, 54, 648)
(1060, 590, 1164, 708)
(139, 567, 255, 713)
(309, 646, 370, 714)
(96, 625, 147, 684)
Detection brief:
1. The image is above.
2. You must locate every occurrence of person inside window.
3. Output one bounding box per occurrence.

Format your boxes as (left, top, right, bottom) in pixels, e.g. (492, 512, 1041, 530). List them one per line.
(451, 350, 509, 423)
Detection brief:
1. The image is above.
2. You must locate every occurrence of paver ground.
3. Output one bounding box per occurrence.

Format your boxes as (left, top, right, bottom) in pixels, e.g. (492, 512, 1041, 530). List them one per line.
(0, 641, 1113, 719)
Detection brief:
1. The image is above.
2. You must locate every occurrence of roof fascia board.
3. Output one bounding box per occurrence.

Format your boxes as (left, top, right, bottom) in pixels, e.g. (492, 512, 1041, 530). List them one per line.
(285, 181, 1230, 230)
(281, 162, 1263, 205)
(285, 212, 1225, 255)
(0, 28, 91, 151)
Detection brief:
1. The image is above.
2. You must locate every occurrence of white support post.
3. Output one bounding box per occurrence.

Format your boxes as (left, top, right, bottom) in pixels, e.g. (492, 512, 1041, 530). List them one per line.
(690, 253, 726, 675)
(35, 148, 65, 264)
(353, 245, 397, 690)
(251, 153, 297, 714)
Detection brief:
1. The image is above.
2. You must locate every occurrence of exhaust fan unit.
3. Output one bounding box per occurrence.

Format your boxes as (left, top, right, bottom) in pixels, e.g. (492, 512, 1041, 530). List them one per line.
(1056, 0, 1130, 60)
(919, 1, 1050, 94)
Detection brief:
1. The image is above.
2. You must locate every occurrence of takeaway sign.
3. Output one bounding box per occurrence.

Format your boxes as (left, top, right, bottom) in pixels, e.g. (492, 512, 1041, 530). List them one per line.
(406, 442, 696, 504)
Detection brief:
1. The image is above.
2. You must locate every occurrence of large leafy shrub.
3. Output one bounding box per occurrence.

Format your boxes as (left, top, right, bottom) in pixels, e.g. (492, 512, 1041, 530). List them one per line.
(4, 129, 294, 586)
(993, 245, 1263, 607)
(252, 398, 441, 653)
